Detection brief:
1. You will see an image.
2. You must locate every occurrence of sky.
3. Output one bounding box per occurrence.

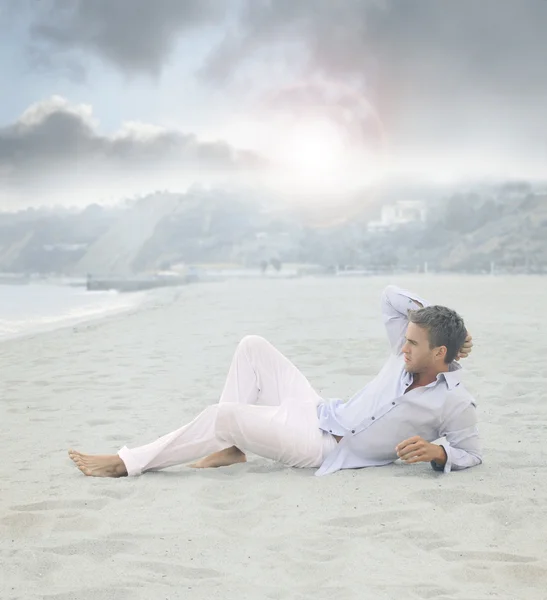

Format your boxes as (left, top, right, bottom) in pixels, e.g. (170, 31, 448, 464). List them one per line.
(1, 0, 546, 210)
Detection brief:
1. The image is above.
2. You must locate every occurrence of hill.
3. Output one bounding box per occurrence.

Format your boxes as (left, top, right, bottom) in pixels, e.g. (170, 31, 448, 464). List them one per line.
(0, 182, 545, 276)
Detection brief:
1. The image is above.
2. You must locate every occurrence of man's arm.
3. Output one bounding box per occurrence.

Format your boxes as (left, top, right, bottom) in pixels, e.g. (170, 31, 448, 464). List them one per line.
(431, 402, 482, 473)
(381, 285, 430, 354)
(396, 402, 482, 473)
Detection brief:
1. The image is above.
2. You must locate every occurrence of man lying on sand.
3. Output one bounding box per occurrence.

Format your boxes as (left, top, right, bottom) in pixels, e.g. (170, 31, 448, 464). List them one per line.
(69, 285, 481, 478)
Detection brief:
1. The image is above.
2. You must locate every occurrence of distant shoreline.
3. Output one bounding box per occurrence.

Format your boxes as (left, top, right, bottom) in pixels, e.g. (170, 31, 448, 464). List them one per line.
(1, 264, 546, 292)
(1, 270, 544, 346)
(0, 283, 179, 345)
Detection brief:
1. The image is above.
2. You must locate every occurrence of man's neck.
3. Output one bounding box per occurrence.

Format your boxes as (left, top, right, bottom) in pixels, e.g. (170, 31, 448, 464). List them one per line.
(412, 364, 449, 388)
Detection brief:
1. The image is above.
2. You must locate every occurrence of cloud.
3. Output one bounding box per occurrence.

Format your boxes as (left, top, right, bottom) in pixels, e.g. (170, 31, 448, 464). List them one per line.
(0, 97, 266, 209)
(24, 0, 547, 111)
(13, 1, 547, 183)
(199, 0, 375, 84)
(204, 1, 547, 111)
(24, 1, 547, 126)
(26, 0, 224, 75)
(202, 1, 547, 89)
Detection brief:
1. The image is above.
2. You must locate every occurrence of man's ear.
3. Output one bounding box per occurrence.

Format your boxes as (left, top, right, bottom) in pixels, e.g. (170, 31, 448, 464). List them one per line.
(435, 346, 448, 361)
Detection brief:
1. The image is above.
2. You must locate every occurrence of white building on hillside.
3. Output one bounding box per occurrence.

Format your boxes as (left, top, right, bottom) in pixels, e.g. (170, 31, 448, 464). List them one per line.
(367, 200, 427, 232)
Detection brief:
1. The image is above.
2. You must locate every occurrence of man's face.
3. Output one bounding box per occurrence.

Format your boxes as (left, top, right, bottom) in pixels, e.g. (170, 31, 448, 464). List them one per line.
(402, 322, 440, 373)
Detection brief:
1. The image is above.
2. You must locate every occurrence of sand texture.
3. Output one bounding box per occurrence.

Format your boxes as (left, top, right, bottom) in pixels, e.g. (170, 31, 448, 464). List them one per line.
(1, 276, 546, 600)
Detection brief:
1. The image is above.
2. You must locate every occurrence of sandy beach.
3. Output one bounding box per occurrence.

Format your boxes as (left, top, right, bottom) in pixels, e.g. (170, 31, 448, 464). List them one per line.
(1, 275, 546, 600)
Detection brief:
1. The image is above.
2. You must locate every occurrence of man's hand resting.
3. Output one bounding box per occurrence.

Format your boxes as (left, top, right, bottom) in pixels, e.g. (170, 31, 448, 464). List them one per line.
(456, 333, 473, 361)
(396, 436, 447, 466)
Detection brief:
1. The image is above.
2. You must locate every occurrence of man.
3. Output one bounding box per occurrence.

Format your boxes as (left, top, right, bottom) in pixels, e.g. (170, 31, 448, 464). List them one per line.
(69, 285, 481, 478)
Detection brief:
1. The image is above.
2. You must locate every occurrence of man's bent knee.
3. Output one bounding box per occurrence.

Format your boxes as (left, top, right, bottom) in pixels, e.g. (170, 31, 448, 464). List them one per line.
(238, 334, 268, 350)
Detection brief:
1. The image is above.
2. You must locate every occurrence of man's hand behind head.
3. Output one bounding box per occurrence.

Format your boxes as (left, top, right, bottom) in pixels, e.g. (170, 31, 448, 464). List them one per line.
(456, 333, 473, 361)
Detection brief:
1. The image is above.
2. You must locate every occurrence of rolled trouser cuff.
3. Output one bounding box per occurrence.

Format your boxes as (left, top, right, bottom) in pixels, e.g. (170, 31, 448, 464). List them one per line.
(118, 446, 141, 476)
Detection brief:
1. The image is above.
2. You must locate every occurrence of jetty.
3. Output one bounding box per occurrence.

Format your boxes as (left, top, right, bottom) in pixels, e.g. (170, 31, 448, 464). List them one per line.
(86, 271, 198, 292)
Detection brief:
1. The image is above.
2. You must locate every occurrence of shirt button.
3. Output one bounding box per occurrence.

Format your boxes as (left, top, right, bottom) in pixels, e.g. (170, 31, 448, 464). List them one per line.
(329, 430, 332, 433)
(351, 430, 355, 433)
(392, 402, 396, 405)
(371, 416, 375, 420)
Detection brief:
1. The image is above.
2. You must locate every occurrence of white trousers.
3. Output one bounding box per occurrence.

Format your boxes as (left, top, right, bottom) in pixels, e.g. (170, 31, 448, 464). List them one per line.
(118, 335, 338, 476)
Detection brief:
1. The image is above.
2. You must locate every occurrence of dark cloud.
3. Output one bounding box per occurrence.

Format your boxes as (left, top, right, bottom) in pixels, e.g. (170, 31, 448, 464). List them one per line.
(200, 0, 375, 84)
(202, 0, 547, 91)
(27, 0, 224, 75)
(205, 1, 547, 117)
(25, 0, 547, 121)
(24, 0, 547, 108)
(0, 97, 266, 208)
(0, 97, 263, 171)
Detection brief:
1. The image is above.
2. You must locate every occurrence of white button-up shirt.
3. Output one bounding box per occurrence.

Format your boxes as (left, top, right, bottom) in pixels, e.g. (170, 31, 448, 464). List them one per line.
(315, 285, 482, 476)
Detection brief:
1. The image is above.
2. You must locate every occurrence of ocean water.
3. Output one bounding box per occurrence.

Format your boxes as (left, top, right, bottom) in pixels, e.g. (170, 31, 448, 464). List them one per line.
(0, 283, 150, 341)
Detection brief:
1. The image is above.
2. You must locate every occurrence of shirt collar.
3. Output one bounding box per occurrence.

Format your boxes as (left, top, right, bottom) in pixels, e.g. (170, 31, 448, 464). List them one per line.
(402, 359, 462, 390)
(439, 362, 462, 390)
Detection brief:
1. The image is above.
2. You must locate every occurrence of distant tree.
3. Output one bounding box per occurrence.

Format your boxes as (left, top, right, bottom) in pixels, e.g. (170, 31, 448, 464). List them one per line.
(270, 257, 282, 271)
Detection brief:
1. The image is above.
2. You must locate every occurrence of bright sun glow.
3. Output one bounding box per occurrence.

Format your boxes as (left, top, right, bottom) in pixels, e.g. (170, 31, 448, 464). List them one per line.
(278, 119, 346, 173)
(218, 115, 383, 194)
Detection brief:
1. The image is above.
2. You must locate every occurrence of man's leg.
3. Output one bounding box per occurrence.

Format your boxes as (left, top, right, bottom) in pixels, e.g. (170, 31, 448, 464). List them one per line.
(69, 405, 225, 477)
(210, 398, 337, 469)
(69, 335, 331, 476)
(69, 398, 336, 476)
(217, 335, 321, 408)
(192, 334, 323, 467)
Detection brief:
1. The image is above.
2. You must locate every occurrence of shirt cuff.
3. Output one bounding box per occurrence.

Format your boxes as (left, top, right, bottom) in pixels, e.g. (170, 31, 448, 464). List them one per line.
(431, 442, 452, 473)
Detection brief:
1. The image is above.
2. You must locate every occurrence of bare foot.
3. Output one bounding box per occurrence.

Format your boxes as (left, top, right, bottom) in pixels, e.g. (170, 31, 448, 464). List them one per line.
(190, 446, 247, 469)
(68, 449, 127, 477)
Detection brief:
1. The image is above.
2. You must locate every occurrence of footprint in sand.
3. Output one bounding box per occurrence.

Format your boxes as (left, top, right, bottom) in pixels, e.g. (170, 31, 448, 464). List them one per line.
(107, 403, 132, 412)
(501, 562, 547, 584)
(412, 488, 503, 506)
(10, 498, 110, 511)
(439, 549, 536, 563)
(269, 543, 335, 565)
(411, 584, 458, 599)
(43, 539, 138, 560)
(33, 380, 53, 387)
(87, 487, 131, 500)
(86, 418, 114, 426)
(399, 528, 456, 551)
(325, 509, 420, 530)
(52, 512, 99, 533)
(0, 511, 49, 535)
(130, 560, 222, 580)
(40, 585, 133, 600)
